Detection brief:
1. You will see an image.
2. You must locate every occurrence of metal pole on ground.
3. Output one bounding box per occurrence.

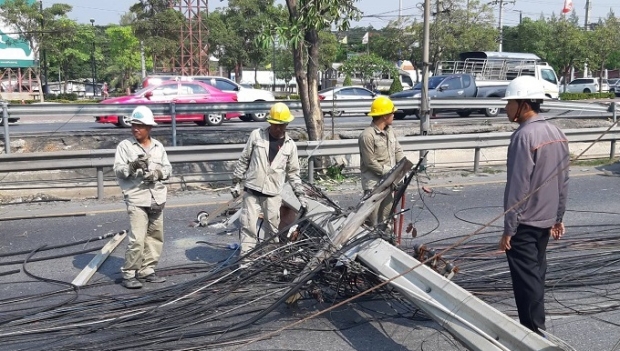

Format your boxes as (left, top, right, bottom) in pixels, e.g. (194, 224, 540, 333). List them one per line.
(97, 166, 104, 200)
(611, 102, 617, 159)
(170, 102, 177, 147)
(2, 102, 10, 154)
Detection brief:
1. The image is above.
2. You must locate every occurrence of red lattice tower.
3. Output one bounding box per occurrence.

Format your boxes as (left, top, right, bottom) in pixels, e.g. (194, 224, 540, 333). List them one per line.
(170, 0, 210, 75)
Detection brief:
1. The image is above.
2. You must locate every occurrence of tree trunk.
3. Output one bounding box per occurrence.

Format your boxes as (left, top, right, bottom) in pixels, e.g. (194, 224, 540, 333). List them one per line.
(293, 30, 323, 142)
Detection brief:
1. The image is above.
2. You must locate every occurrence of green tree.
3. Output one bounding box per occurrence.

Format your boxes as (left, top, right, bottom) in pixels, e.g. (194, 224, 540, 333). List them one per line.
(388, 75, 403, 94)
(368, 23, 418, 63)
(339, 54, 396, 87)
(104, 26, 145, 92)
(546, 17, 585, 89)
(130, 0, 184, 72)
(318, 31, 339, 70)
(225, 0, 276, 83)
(46, 20, 94, 91)
(586, 12, 620, 91)
(343, 73, 352, 86)
(260, 0, 362, 141)
(408, 0, 497, 63)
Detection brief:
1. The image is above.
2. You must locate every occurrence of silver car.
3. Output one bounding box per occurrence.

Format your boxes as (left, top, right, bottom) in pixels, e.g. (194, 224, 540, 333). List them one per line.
(319, 86, 378, 116)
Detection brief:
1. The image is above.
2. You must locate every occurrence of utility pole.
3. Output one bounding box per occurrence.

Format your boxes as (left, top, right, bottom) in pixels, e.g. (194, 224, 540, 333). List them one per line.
(420, 0, 431, 164)
(398, 0, 402, 22)
(140, 41, 146, 79)
(39, 0, 48, 95)
(491, 0, 515, 52)
(584, 0, 591, 30)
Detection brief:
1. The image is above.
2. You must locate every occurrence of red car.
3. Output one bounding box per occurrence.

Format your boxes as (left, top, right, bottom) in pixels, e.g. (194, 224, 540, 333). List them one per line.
(95, 80, 241, 127)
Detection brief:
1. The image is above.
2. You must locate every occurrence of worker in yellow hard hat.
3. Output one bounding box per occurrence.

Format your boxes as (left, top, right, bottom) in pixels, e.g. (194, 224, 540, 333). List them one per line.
(231, 102, 306, 266)
(358, 96, 404, 230)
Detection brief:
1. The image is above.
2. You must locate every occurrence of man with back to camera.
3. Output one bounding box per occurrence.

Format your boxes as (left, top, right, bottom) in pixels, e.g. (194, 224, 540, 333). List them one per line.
(358, 95, 404, 230)
(499, 75, 570, 335)
(230, 102, 308, 262)
(113, 105, 172, 289)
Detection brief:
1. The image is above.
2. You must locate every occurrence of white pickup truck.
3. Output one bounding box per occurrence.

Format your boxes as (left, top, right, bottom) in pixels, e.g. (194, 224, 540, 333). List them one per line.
(436, 51, 560, 100)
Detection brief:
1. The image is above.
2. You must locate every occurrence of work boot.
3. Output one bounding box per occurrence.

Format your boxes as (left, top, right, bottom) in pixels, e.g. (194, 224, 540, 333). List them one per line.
(138, 273, 166, 283)
(122, 277, 143, 289)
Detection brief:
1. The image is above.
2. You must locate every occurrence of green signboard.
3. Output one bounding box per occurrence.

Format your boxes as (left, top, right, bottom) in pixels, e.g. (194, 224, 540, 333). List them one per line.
(0, 0, 37, 68)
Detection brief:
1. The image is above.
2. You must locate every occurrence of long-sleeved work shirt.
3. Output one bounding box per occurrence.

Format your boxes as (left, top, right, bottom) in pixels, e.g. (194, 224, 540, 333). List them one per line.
(232, 127, 303, 196)
(358, 123, 404, 191)
(113, 137, 172, 207)
(504, 115, 570, 236)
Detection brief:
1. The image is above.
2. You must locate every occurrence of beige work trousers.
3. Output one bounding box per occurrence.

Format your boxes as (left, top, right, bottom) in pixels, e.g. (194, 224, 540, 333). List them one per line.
(239, 192, 281, 256)
(121, 205, 164, 280)
(366, 190, 395, 228)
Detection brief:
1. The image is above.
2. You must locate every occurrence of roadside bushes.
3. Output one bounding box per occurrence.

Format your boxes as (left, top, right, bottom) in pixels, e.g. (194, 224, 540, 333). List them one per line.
(388, 77, 403, 95)
(343, 74, 352, 86)
(560, 92, 615, 100)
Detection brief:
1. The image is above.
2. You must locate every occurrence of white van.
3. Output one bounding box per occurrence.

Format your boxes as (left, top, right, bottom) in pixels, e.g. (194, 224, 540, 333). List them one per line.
(436, 51, 560, 99)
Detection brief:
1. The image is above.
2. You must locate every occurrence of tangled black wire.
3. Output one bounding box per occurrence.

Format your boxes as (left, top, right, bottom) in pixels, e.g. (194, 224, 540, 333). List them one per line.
(0, 183, 425, 351)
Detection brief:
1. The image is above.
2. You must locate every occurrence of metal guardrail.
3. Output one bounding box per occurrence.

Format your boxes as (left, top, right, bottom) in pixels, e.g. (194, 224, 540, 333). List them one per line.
(4, 98, 618, 117)
(1, 96, 616, 141)
(3, 98, 617, 156)
(1, 127, 619, 200)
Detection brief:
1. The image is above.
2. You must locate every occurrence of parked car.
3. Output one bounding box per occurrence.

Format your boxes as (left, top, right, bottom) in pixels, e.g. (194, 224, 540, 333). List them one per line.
(188, 76, 275, 122)
(389, 74, 507, 119)
(95, 80, 241, 127)
(318, 86, 379, 116)
(608, 79, 620, 96)
(564, 78, 610, 93)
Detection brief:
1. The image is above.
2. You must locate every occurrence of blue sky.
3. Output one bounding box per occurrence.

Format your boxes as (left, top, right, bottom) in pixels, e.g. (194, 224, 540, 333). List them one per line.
(49, 0, 618, 28)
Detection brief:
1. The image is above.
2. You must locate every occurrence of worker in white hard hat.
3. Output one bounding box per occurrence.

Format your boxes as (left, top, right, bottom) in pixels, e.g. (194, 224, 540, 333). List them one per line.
(231, 102, 307, 262)
(358, 96, 404, 230)
(113, 105, 172, 289)
(499, 76, 569, 334)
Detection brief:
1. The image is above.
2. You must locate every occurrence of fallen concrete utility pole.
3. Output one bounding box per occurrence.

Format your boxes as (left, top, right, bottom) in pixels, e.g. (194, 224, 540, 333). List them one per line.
(355, 239, 574, 351)
(283, 156, 575, 351)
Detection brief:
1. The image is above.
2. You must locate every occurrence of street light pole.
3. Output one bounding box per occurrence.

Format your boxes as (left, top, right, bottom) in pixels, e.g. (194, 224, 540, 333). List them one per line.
(39, 0, 48, 94)
(90, 18, 96, 97)
(419, 0, 431, 163)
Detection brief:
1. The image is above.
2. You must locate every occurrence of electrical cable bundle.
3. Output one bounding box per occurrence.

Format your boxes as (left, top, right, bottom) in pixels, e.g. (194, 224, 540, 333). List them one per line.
(0, 185, 420, 350)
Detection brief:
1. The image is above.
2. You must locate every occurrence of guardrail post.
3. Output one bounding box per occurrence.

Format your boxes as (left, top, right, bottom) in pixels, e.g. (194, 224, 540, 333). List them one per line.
(2, 102, 10, 154)
(473, 147, 481, 174)
(97, 166, 104, 200)
(612, 102, 617, 159)
(307, 156, 314, 184)
(170, 101, 177, 147)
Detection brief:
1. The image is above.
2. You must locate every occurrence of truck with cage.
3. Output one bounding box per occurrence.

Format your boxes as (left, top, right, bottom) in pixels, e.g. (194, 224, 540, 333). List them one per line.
(436, 51, 560, 100)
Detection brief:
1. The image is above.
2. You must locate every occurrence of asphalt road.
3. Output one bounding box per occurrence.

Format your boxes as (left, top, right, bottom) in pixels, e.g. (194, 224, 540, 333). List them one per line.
(1, 167, 619, 350)
(4, 107, 612, 135)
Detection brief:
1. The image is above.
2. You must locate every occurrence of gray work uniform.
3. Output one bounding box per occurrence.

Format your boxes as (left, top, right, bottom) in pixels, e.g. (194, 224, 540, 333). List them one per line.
(504, 116, 570, 235)
(358, 123, 404, 226)
(114, 137, 172, 280)
(503, 114, 569, 334)
(232, 127, 303, 256)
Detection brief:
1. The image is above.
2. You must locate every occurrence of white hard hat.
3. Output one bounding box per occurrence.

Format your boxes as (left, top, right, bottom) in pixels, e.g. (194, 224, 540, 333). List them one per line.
(130, 105, 157, 126)
(502, 76, 549, 101)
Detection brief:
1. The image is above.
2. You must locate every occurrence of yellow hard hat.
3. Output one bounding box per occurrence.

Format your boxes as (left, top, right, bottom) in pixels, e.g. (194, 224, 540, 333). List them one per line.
(368, 96, 396, 117)
(266, 102, 294, 124)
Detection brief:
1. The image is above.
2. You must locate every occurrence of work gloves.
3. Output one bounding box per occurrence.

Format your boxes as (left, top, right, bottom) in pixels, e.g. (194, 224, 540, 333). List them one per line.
(129, 156, 149, 174)
(143, 169, 163, 183)
(230, 180, 242, 199)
